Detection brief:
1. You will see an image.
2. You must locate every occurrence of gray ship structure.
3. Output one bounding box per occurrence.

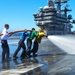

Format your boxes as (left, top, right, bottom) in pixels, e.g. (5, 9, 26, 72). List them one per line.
(33, 0, 75, 35)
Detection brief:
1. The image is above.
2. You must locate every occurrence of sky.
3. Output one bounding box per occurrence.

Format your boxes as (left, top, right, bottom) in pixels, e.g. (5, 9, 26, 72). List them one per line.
(0, 0, 75, 31)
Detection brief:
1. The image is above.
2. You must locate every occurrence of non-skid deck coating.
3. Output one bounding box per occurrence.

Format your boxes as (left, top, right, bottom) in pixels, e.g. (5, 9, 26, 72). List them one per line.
(0, 35, 75, 75)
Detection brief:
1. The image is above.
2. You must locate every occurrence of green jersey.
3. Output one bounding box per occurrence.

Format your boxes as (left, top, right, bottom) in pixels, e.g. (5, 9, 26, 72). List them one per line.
(28, 31, 38, 40)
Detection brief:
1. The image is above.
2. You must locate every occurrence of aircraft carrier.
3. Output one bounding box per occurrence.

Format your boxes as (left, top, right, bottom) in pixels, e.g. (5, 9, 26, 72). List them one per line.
(33, 0, 75, 35)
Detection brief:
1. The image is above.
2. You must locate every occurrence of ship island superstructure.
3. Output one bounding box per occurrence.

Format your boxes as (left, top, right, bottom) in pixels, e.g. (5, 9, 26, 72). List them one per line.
(33, 0, 75, 35)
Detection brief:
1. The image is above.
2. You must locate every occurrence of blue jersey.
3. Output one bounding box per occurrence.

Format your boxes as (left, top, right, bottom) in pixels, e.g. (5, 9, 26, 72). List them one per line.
(20, 31, 30, 41)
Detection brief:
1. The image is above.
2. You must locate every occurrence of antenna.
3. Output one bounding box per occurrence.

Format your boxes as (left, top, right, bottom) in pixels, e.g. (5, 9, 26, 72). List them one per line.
(48, 0, 54, 7)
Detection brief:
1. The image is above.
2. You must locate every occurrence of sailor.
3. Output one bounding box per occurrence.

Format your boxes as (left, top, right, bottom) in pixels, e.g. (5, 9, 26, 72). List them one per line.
(13, 29, 30, 59)
(1, 24, 13, 62)
(30, 27, 47, 57)
(27, 28, 38, 57)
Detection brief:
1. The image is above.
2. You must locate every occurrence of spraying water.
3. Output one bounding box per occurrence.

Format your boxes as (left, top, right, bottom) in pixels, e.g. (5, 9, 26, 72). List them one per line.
(48, 34, 75, 54)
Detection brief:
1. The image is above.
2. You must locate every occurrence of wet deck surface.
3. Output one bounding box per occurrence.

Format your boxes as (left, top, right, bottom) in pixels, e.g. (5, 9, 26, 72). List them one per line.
(0, 35, 75, 75)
